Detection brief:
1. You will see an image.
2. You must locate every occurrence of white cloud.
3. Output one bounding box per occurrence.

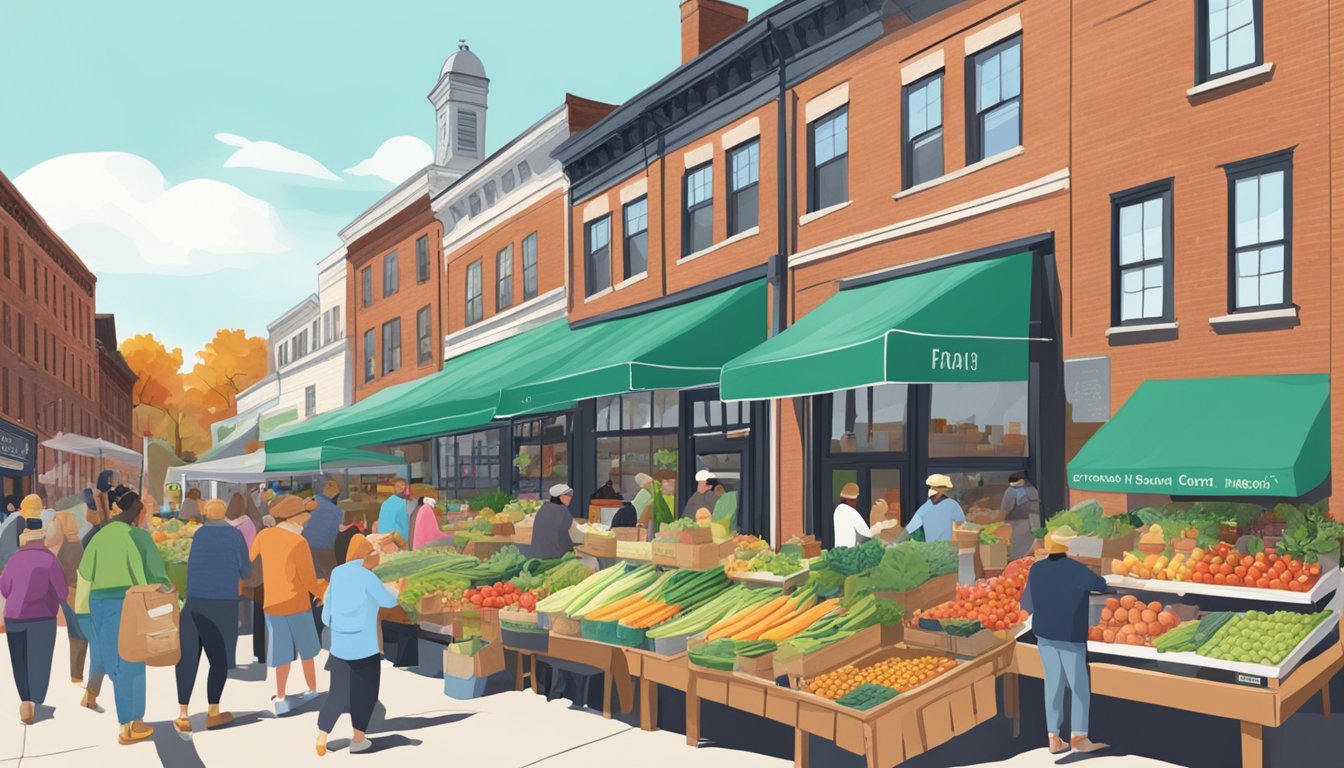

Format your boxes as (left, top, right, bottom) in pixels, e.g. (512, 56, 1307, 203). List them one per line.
(214, 132, 341, 181)
(14, 151, 288, 275)
(345, 136, 433, 184)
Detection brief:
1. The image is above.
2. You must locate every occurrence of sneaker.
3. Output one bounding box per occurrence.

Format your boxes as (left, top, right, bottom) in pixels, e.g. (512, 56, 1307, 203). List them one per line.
(290, 690, 320, 709)
(1071, 736, 1109, 753)
(273, 696, 291, 716)
(315, 733, 327, 757)
(205, 711, 234, 729)
(118, 723, 153, 745)
(349, 738, 373, 754)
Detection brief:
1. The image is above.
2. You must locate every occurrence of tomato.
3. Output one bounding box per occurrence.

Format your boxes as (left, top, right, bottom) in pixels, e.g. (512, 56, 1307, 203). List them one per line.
(1269, 579, 1283, 590)
(1288, 581, 1304, 592)
(470, 594, 483, 606)
(1234, 566, 1247, 578)
(1255, 578, 1270, 589)
(1226, 574, 1242, 586)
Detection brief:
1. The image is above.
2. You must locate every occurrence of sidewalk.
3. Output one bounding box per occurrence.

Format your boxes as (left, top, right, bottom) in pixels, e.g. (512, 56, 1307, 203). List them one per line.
(0, 626, 1189, 767)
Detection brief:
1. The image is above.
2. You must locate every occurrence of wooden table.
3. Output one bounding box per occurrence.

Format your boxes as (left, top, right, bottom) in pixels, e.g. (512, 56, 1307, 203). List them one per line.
(685, 641, 1016, 768)
(504, 634, 636, 719)
(621, 648, 691, 731)
(1009, 639, 1343, 768)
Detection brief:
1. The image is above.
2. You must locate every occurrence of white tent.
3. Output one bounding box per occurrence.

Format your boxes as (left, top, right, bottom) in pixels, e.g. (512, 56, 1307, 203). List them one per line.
(165, 448, 409, 485)
(42, 433, 142, 466)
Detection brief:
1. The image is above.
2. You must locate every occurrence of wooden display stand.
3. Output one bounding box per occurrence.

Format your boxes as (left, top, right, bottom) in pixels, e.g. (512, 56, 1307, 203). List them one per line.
(1008, 638, 1343, 768)
(503, 634, 636, 719)
(685, 641, 1016, 768)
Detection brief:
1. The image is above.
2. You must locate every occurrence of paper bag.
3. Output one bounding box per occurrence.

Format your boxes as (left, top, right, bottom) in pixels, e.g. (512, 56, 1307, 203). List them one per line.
(118, 584, 181, 666)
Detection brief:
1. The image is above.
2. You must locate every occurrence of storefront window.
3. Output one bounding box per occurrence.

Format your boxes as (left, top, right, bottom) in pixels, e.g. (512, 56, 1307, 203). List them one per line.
(595, 391, 678, 500)
(830, 384, 907, 453)
(512, 414, 569, 499)
(436, 428, 504, 498)
(928, 381, 1028, 457)
(690, 397, 748, 435)
(930, 470, 1018, 521)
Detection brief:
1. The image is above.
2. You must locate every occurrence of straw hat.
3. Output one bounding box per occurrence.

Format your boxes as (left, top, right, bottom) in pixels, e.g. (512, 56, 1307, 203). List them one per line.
(925, 474, 954, 491)
(838, 482, 860, 500)
(346, 533, 375, 562)
(634, 473, 653, 488)
(1044, 525, 1078, 554)
(269, 495, 309, 521)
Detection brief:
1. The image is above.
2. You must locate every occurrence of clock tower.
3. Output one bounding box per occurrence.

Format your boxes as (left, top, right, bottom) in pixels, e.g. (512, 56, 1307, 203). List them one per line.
(428, 41, 489, 174)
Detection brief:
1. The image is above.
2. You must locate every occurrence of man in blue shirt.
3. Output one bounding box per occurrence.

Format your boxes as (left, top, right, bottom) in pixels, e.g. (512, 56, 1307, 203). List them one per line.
(1022, 526, 1110, 754)
(904, 474, 965, 542)
(304, 480, 343, 578)
(375, 479, 411, 543)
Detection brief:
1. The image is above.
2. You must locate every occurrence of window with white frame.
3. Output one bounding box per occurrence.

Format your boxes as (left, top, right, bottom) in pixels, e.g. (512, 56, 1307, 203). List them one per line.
(808, 107, 848, 212)
(496, 244, 514, 311)
(585, 215, 611, 297)
(304, 385, 316, 417)
(381, 318, 401, 375)
(728, 141, 759, 236)
(683, 163, 714, 255)
(1227, 151, 1291, 311)
(522, 232, 539, 300)
(363, 329, 375, 382)
(1111, 180, 1174, 326)
(623, 197, 649, 280)
(465, 260, 483, 326)
(903, 71, 944, 188)
(968, 36, 1021, 162)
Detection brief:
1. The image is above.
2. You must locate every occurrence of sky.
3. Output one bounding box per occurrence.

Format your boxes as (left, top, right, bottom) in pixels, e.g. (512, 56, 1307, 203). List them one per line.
(0, 0, 776, 362)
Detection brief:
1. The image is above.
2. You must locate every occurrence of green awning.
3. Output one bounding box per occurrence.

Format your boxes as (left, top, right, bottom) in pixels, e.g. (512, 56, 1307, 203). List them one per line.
(263, 445, 404, 473)
(1068, 374, 1330, 497)
(494, 279, 767, 417)
(719, 254, 1034, 401)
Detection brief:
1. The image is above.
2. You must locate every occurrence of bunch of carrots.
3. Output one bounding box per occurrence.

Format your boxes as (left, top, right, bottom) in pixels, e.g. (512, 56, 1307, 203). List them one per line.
(705, 587, 841, 642)
(586, 593, 684, 628)
(586, 567, 730, 630)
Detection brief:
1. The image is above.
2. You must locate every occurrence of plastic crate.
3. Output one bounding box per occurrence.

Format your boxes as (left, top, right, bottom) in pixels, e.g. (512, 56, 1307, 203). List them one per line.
(443, 674, 488, 700)
(613, 623, 651, 649)
(580, 619, 620, 645)
(501, 626, 549, 653)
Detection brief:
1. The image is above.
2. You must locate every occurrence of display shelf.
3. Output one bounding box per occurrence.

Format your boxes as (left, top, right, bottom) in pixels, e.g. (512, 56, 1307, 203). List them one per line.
(1104, 566, 1340, 605)
(727, 565, 810, 591)
(1083, 610, 1340, 686)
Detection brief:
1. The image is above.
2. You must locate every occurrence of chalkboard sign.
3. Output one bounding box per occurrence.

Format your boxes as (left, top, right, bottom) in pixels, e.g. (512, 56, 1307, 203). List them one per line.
(0, 419, 36, 476)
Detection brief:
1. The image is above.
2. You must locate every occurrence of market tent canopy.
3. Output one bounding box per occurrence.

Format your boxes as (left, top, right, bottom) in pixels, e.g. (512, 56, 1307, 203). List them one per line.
(1067, 374, 1330, 498)
(719, 254, 1034, 401)
(164, 450, 267, 485)
(165, 446, 408, 485)
(494, 279, 767, 417)
(197, 416, 260, 463)
(263, 445, 406, 474)
(42, 433, 142, 466)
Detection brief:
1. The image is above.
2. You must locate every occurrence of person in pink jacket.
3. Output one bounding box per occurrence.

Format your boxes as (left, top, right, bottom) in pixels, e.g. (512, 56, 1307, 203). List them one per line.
(411, 498, 450, 550)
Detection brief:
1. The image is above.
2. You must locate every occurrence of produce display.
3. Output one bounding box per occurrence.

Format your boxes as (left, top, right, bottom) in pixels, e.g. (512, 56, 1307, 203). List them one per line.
(647, 586, 779, 640)
(463, 581, 540, 611)
(835, 683, 901, 711)
(1197, 610, 1332, 665)
(726, 535, 771, 572)
(823, 540, 886, 576)
(918, 541, 959, 578)
(1155, 612, 1233, 653)
(746, 550, 806, 576)
(584, 567, 731, 629)
(780, 593, 888, 654)
(704, 587, 837, 642)
(1046, 501, 1136, 541)
(372, 544, 528, 585)
(866, 543, 930, 592)
(1086, 595, 1183, 647)
(688, 638, 760, 670)
(151, 517, 200, 564)
(916, 557, 1032, 631)
(1111, 542, 1324, 593)
(804, 654, 957, 701)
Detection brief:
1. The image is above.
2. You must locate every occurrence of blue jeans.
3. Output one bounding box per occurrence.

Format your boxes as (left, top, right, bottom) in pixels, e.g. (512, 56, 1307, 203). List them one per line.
(1037, 638, 1090, 737)
(90, 597, 146, 724)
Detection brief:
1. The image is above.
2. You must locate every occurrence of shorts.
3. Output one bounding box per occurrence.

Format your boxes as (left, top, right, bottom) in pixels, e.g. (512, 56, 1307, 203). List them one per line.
(265, 610, 322, 667)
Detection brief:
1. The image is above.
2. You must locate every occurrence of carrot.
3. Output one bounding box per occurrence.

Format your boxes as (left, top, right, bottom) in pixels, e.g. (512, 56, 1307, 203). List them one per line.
(732, 599, 800, 641)
(587, 594, 647, 621)
(759, 599, 841, 642)
(630, 604, 680, 628)
(621, 600, 670, 626)
(707, 596, 788, 640)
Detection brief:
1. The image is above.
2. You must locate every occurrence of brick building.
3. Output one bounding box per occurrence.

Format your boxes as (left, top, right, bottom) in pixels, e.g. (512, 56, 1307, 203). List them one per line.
(94, 314, 136, 449)
(0, 171, 132, 498)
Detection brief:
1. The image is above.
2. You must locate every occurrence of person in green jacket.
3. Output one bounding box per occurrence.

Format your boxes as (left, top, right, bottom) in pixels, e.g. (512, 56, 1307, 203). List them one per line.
(78, 486, 171, 746)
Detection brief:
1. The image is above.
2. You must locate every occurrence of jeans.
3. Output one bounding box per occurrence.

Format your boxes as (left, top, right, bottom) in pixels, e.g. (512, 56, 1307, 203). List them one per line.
(76, 613, 105, 694)
(1038, 638, 1090, 736)
(61, 602, 90, 681)
(90, 597, 147, 724)
(318, 654, 381, 733)
(6, 618, 57, 704)
(175, 597, 238, 706)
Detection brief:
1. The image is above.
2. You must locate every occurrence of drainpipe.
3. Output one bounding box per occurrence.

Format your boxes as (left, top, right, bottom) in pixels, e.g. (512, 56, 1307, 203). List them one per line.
(766, 21, 792, 547)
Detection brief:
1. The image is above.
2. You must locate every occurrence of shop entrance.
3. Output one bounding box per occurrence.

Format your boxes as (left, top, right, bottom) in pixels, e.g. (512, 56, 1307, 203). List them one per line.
(682, 388, 768, 536)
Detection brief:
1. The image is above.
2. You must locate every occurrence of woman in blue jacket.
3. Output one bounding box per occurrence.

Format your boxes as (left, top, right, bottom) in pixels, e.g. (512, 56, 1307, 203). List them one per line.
(315, 534, 403, 756)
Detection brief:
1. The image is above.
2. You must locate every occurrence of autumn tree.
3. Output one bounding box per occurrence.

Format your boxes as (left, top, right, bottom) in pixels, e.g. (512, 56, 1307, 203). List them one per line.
(120, 334, 211, 457)
(188, 329, 268, 421)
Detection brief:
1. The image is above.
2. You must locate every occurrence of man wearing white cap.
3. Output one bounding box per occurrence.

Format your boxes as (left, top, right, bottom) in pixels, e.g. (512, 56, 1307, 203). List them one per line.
(681, 469, 719, 519)
(903, 474, 965, 543)
(525, 484, 577, 560)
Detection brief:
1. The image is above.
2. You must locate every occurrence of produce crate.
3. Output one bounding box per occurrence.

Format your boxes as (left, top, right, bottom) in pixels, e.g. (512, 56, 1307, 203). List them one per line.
(583, 532, 618, 557)
(613, 623, 652, 650)
(443, 675, 488, 699)
(652, 540, 679, 567)
(1104, 566, 1342, 606)
(501, 626, 550, 653)
(734, 651, 777, 680)
(513, 524, 533, 546)
(727, 566, 810, 593)
(651, 630, 703, 657)
(581, 618, 620, 645)
(902, 625, 953, 653)
(873, 573, 958, 617)
(499, 609, 539, 628)
(1069, 533, 1136, 561)
(679, 542, 723, 570)
(951, 629, 1008, 658)
(774, 624, 884, 688)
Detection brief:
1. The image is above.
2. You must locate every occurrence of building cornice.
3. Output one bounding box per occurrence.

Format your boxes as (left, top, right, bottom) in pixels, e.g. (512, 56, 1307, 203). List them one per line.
(0, 171, 97, 294)
(339, 172, 432, 244)
(267, 293, 320, 334)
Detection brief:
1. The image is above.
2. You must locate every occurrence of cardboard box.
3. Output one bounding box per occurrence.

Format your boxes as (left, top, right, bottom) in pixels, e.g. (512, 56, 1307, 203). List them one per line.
(491, 520, 516, 536)
(1069, 533, 1135, 560)
(775, 624, 883, 686)
(443, 638, 505, 679)
(902, 625, 953, 652)
(678, 526, 713, 545)
(951, 629, 1005, 657)
(735, 652, 777, 680)
(979, 541, 1009, 571)
(678, 542, 721, 570)
(952, 528, 980, 550)
(583, 532, 618, 557)
(613, 527, 646, 542)
(873, 573, 957, 617)
(652, 540, 680, 567)
(512, 524, 533, 546)
(119, 584, 181, 666)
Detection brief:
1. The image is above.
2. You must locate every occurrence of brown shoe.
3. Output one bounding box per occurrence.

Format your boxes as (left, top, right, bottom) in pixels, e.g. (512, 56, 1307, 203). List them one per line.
(1048, 734, 1069, 754)
(19, 702, 34, 725)
(174, 717, 192, 735)
(205, 711, 233, 729)
(130, 720, 155, 739)
(1071, 736, 1109, 753)
(118, 723, 152, 745)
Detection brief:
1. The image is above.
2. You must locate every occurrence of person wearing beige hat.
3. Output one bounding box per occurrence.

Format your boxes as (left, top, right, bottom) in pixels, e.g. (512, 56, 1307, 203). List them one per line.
(903, 474, 965, 543)
(249, 495, 327, 716)
(1021, 525, 1111, 755)
(2, 508, 67, 724)
(831, 482, 873, 547)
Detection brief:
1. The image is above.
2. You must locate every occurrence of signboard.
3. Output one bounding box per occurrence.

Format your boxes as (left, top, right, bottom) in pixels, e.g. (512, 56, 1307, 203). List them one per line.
(1064, 356, 1110, 423)
(0, 418, 36, 476)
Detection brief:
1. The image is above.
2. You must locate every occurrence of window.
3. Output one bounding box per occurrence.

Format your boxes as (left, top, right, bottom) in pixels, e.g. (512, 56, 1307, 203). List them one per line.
(329, 306, 342, 340)
(456, 109, 478, 154)
(415, 235, 430, 284)
(2, 226, 8, 278)
(381, 318, 401, 375)
(808, 106, 849, 212)
(496, 245, 514, 310)
(277, 340, 289, 368)
(967, 36, 1022, 162)
(436, 427, 505, 496)
(416, 305, 433, 366)
(361, 267, 372, 308)
(522, 233, 539, 300)
(622, 197, 649, 279)
(465, 260, 483, 325)
(928, 381, 1029, 457)
(728, 141, 759, 236)
(382, 251, 398, 297)
(1, 304, 7, 349)
(17, 246, 24, 291)
(312, 319, 320, 348)
(304, 385, 317, 417)
(683, 163, 714, 255)
(1197, 0, 1262, 83)
(831, 386, 909, 453)
(363, 329, 376, 382)
(16, 314, 23, 356)
(512, 414, 569, 499)
(585, 215, 611, 297)
(1227, 151, 1291, 311)
(903, 71, 944, 188)
(293, 329, 308, 360)
(1111, 180, 1173, 325)
(595, 391, 679, 501)
(322, 311, 331, 346)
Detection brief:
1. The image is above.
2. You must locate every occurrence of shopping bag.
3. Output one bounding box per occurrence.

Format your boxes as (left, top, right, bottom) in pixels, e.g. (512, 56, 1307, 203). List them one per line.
(118, 584, 181, 666)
